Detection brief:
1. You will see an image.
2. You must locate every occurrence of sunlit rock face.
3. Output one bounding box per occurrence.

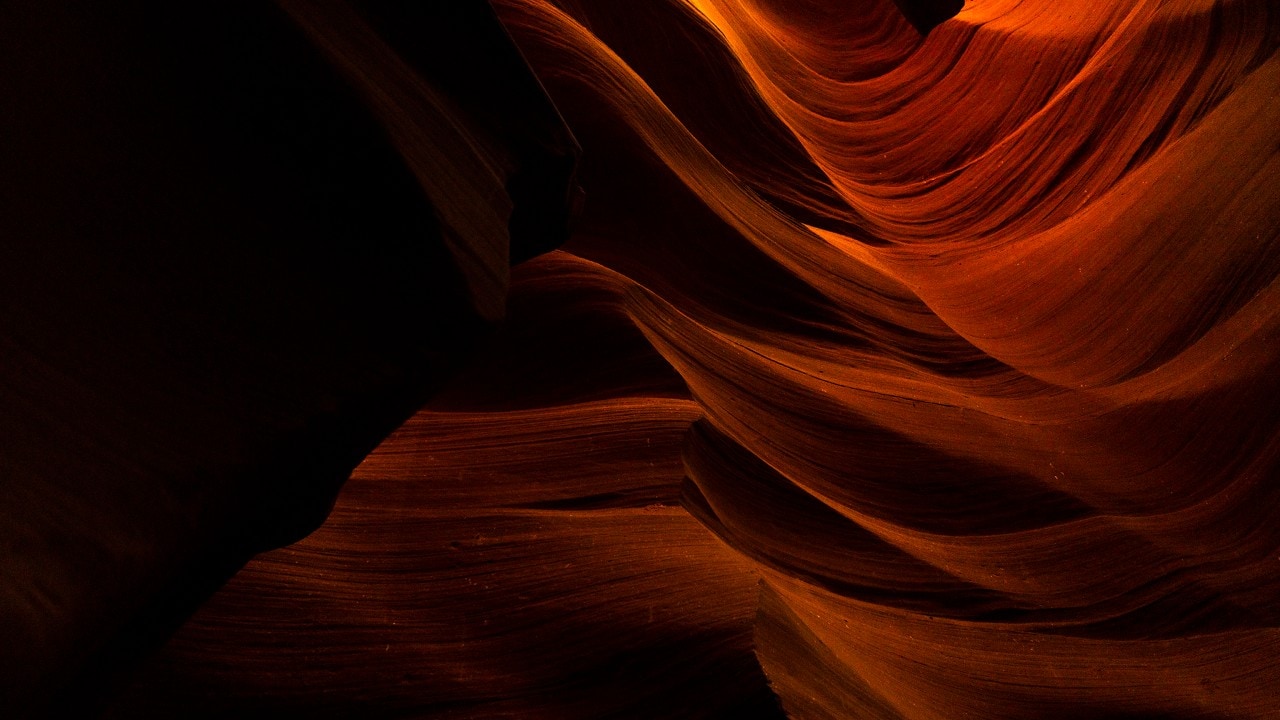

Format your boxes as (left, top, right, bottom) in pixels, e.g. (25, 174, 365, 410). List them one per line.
(109, 0, 1280, 717)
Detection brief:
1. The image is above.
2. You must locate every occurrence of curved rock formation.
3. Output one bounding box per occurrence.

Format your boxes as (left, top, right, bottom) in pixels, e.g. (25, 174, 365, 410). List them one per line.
(10, 0, 1280, 717)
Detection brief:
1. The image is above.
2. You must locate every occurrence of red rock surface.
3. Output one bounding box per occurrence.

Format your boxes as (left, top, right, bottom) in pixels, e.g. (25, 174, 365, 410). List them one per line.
(11, 0, 1280, 717)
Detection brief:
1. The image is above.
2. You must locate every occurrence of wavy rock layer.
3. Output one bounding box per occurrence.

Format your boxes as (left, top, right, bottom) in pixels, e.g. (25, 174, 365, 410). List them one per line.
(118, 0, 1280, 717)
(109, 256, 780, 718)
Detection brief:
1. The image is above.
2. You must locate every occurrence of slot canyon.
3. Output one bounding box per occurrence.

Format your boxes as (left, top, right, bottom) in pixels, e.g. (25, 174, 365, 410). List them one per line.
(3, 0, 1279, 717)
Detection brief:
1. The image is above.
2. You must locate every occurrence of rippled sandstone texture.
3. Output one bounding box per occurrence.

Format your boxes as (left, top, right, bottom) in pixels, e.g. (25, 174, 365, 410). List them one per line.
(8, 0, 1280, 717)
